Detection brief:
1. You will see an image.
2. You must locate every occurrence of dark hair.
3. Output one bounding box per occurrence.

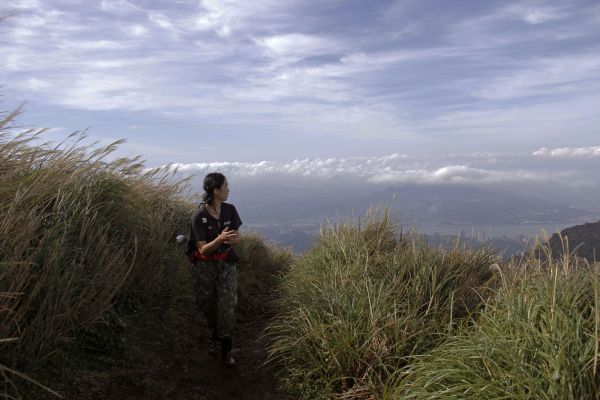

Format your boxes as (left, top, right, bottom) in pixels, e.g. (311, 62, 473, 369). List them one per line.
(202, 172, 226, 205)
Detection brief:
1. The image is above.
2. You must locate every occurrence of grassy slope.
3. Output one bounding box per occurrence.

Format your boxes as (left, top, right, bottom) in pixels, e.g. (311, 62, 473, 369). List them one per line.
(267, 208, 600, 399)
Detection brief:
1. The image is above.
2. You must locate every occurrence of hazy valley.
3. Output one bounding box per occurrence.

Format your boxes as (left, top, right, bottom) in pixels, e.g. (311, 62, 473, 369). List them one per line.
(224, 182, 598, 255)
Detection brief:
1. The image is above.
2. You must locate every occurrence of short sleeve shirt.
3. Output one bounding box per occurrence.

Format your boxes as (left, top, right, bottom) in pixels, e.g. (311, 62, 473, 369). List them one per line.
(189, 202, 242, 259)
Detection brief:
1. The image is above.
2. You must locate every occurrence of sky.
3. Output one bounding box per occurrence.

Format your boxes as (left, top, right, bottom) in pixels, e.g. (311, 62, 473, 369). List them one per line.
(1, 0, 600, 200)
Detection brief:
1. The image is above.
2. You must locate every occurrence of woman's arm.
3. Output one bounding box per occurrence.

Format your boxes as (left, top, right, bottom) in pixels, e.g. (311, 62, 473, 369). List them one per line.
(197, 227, 238, 255)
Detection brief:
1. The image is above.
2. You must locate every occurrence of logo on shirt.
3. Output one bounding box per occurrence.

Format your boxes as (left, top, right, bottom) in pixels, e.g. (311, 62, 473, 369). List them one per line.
(202, 218, 207, 223)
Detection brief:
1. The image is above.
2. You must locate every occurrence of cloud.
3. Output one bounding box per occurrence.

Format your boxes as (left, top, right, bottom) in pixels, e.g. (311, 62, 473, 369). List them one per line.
(52, 73, 151, 111)
(122, 24, 149, 37)
(100, 0, 139, 15)
(256, 33, 339, 58)
(20, 77, 51, 91)
(7, 0, 42, 10)
(2, 0, 599, 158)
(422, 93, 600, 144)
(148, 12, 181, 36)
(163, 154, 567, 186)
(191, 0, 289, 37)
(505, 4, 567, 25)
(58, 39, 133, 51)
(369, 165, 543, 184)
(533, 146, 600, 158)
(476, 53, 600, 100)
(108, 140, 217, 159)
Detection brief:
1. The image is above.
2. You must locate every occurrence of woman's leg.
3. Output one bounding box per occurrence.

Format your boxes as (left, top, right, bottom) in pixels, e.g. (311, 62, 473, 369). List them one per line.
(216, 261, 238, 365)
(193, 262, 219, 339)
(216, 261, 238, 339)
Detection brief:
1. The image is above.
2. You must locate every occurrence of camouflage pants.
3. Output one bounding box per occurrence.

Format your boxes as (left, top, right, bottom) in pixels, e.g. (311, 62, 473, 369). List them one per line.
(193, 260, 238, 340)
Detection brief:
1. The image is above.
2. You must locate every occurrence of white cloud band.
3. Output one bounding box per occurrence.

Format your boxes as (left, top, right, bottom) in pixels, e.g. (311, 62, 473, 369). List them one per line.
(164, 154, 555, 185)
(533, 146, 600, 158)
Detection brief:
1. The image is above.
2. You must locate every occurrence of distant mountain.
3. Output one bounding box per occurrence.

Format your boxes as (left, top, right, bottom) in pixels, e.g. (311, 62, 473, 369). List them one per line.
(548, 221, 600, 262)
(423, 231, 527, 259)
(373, 185, 587, 226)
(250, 222, 530, 257)
(234, 183, 588, 226)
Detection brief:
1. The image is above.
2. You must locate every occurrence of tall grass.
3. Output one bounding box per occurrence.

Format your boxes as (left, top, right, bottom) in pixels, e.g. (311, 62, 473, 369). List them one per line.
(267, 209, 499, 399)
(0, 108, 193, 396)
(268, 211, 600, 399)
(396, 248, 600, 399)
(235, 232, 294, 314)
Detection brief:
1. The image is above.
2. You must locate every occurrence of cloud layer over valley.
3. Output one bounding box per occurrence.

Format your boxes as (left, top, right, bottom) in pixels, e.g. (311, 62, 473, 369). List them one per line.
(168, 150, 599, 190)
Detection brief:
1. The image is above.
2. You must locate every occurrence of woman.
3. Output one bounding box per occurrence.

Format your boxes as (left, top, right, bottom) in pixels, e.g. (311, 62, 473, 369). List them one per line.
(188, 172, 242, 366)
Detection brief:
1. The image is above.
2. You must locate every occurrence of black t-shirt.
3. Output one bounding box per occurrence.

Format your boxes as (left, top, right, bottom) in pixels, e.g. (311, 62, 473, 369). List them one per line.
(188, 202, 242, 262)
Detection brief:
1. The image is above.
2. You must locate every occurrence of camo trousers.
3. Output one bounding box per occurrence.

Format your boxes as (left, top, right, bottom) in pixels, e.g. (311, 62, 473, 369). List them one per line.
(193, 260, 238, 340)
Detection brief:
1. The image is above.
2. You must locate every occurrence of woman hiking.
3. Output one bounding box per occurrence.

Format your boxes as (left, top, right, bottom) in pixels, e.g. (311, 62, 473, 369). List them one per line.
(188, 172, 242, 366)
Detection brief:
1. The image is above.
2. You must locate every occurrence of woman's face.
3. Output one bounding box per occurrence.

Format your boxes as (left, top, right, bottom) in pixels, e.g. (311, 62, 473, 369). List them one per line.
(214, 178, 229, 202)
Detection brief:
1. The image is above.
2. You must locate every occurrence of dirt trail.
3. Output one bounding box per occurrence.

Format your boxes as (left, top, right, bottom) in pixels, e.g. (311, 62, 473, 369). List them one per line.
(48, 285, 288, 400)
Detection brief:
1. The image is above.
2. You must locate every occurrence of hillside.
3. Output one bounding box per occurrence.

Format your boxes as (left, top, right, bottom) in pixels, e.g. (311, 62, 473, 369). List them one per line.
(549, 220, 600, 261)
(0, 115, 292, 399)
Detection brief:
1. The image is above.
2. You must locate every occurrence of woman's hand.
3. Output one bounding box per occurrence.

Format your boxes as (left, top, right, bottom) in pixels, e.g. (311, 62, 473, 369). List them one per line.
(218, 227, 238, 245)
(224, 231, 240, 245)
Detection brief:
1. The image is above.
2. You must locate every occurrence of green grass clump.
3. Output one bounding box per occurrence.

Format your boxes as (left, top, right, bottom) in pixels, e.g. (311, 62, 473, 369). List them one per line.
(0, 108, 193, 395)
(235, 232, 294, 314)
(267, 209, 498, 399)
(396, 252, 600, 399)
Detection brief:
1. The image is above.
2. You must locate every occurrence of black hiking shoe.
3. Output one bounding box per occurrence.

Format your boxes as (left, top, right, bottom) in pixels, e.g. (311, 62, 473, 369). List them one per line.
(207, 331, 220, 357)
(208, 340, 220, 357)
(220, 336, 236, 367)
